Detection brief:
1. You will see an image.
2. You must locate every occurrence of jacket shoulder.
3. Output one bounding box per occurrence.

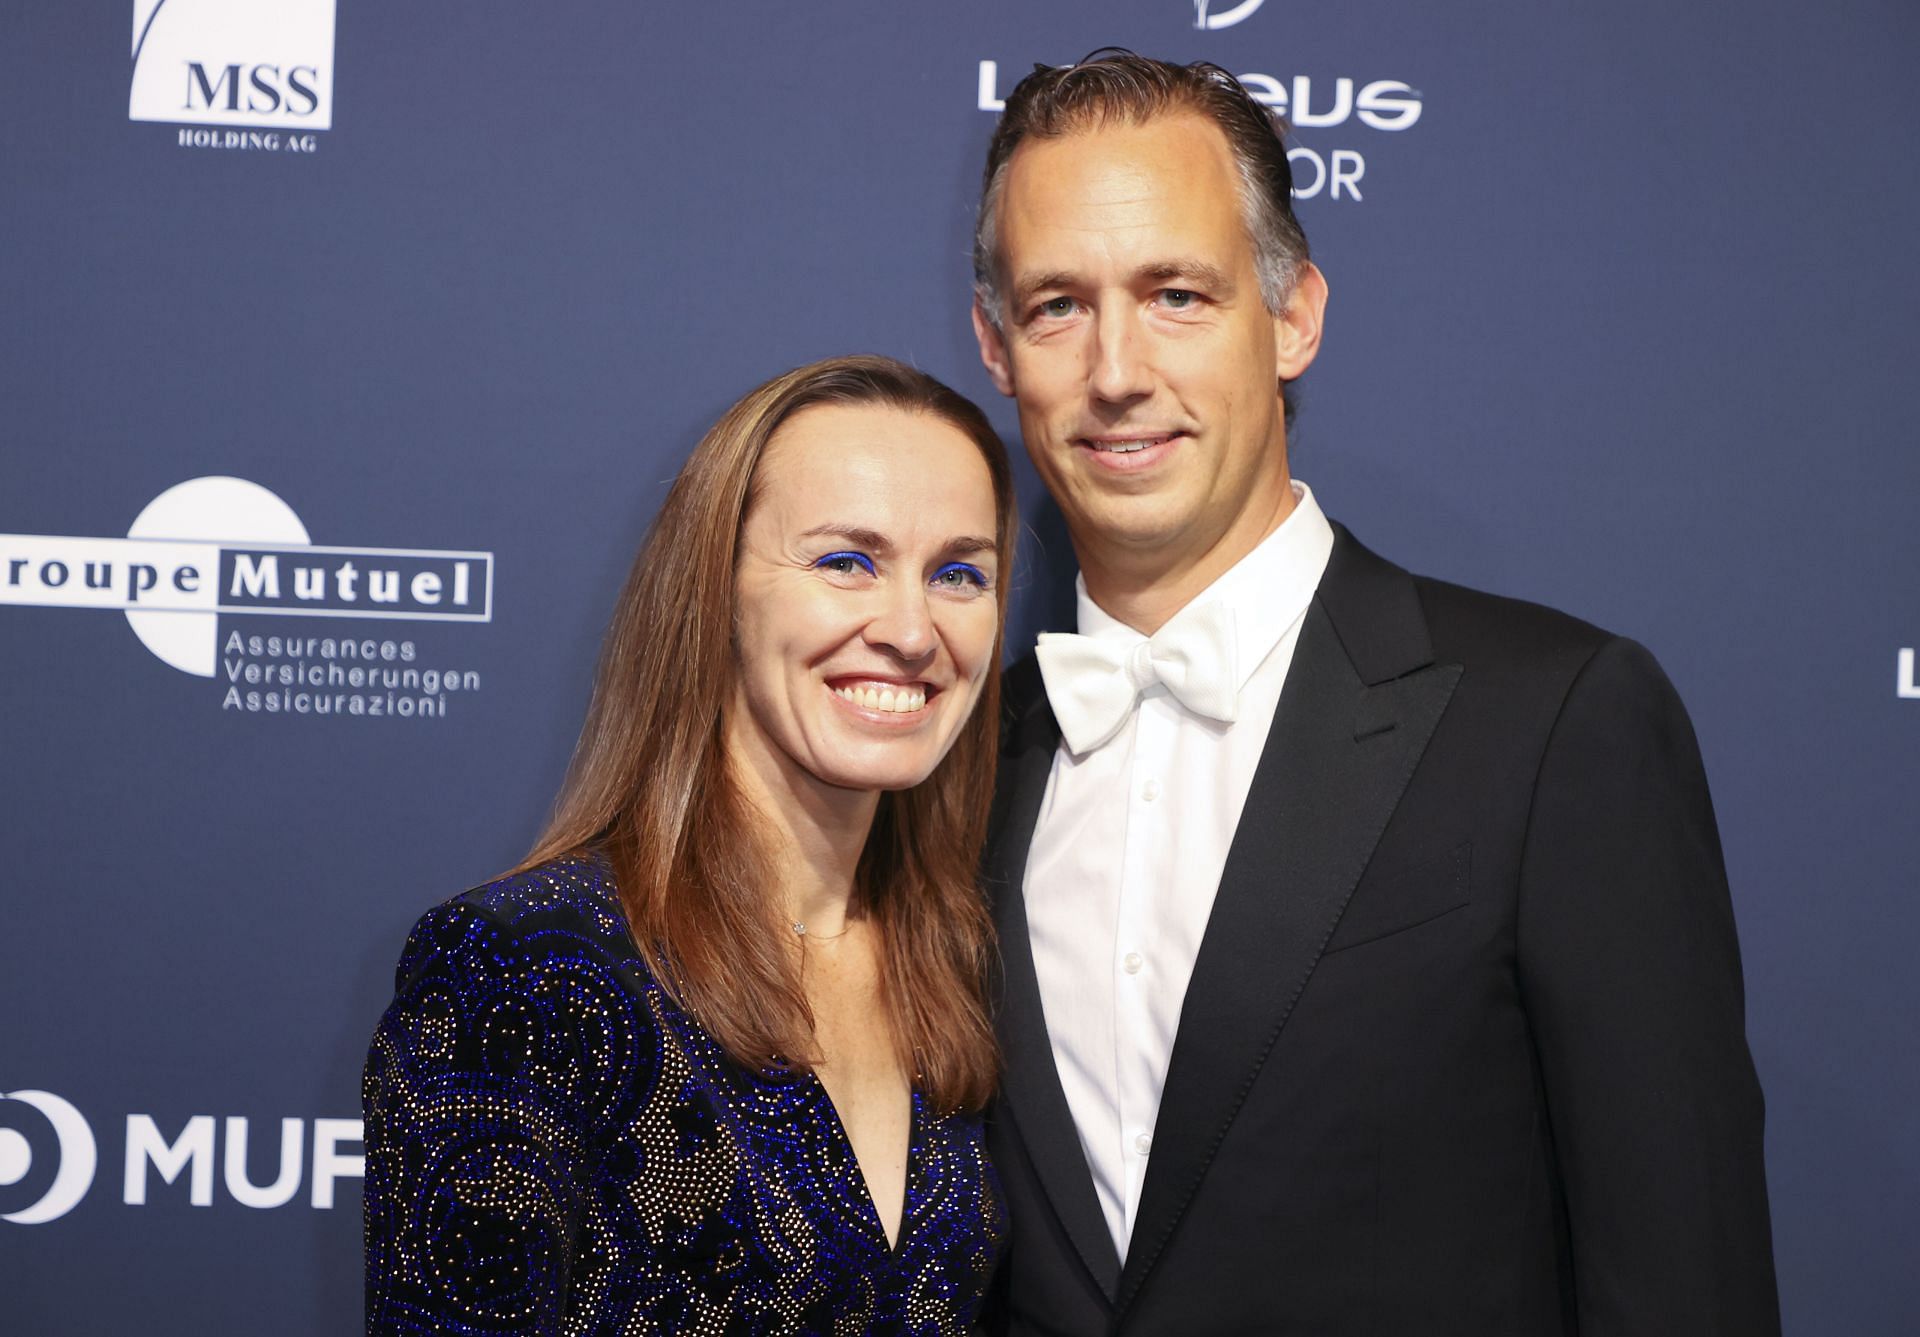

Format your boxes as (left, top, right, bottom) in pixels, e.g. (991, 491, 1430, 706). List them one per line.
(1403, 572, 1705, 756)
(367, 853, 659, 1175)
(1410, 573, 1614, 676)
(394, 852, 636, 986)
(453, 851, 623, 931)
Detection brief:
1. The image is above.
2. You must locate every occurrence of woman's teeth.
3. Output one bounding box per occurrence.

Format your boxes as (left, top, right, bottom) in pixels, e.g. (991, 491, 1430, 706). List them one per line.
(834, 683, 927, 714)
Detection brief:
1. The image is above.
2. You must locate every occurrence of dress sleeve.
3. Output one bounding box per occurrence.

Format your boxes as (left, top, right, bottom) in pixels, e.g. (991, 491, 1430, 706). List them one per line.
(362, 897, 632, 1335)
(1516, 636, 1780, 1335)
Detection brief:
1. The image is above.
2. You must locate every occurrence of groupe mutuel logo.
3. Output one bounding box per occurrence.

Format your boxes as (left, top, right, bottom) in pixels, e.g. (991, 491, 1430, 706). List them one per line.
(977, 2, 1422, 204)
(0, 476, 494, 720)
(0, 1089, 361, 1225)
(130, 0, 336, 153)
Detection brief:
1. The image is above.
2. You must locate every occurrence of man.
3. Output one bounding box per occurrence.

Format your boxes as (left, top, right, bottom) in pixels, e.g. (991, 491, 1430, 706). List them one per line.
(970, 53, 1779, 1334)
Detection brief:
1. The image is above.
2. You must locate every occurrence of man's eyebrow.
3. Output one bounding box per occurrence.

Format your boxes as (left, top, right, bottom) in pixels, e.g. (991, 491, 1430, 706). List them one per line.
(1009, 260, 1238, 312)
(1137, 259, 1235, 293)
(1010, 270, 1080, 311)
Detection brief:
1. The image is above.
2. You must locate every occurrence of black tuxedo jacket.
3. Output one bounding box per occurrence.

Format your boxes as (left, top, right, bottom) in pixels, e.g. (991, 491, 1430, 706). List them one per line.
(983, 525, 1779, 1336)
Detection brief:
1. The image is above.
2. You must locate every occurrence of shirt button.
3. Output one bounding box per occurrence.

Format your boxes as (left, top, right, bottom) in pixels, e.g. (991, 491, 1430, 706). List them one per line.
(1134, 1132, 1153, 1156)
(1122, 952, 1144, 975)
(1141, 779, 1160, 802)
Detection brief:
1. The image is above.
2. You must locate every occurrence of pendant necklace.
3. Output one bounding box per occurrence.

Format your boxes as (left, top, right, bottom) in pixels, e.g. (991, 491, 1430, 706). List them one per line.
(792, 919, 851, 941)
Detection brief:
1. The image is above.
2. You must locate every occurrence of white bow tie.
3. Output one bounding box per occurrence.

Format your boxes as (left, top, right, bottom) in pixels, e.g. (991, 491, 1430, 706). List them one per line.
(1034, 600, 1240, 755)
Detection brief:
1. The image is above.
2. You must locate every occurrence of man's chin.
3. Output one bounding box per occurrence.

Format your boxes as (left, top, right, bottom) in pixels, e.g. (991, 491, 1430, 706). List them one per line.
(1064, 502, 1192, 555)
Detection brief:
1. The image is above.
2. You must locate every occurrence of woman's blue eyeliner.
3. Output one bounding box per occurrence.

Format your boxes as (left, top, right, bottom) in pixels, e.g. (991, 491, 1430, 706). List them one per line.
(814, 550, 875, 575)
(933, 561, 989, 588)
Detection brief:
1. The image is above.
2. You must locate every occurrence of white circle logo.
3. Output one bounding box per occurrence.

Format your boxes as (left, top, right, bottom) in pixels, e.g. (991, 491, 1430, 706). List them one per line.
(1194, 0, 1264, 29)
(125, 475, 310, 676)
(0, 1090, 98, 1225)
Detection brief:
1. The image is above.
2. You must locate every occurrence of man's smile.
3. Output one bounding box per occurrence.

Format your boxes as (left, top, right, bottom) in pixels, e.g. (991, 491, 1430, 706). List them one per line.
(1074, 431, 1188, 471)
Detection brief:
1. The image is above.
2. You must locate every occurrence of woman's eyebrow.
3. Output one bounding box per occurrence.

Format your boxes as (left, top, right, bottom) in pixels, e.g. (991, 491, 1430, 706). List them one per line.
(799, 527, 997, 559)
(799, 523, 892, 553)
(941, 537, 998, 558)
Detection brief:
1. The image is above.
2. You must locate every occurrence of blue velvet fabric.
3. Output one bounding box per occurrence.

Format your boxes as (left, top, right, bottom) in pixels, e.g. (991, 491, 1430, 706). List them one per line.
(363, 855, 1004, 1334)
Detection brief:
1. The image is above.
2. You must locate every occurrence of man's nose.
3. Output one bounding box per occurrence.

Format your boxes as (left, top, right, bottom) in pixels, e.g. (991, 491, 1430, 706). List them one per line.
(1089, 306, 1152, 405)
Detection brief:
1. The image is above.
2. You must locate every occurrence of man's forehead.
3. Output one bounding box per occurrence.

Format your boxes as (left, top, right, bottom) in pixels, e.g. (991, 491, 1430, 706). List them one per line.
(1002, 111, 1239, 201)
(996, 113, 1248, 267)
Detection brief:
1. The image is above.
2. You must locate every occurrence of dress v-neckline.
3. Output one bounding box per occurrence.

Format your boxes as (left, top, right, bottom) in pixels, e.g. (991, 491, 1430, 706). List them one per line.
(807, 1071, 919, 1256)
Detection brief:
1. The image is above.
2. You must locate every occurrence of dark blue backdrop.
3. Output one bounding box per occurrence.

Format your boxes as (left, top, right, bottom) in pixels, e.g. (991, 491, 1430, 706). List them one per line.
(3, 2, 1915, 1331)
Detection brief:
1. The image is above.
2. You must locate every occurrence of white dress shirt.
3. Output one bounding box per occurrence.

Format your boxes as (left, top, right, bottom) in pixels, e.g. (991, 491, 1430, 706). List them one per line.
(1023, 481, 1335, 1262)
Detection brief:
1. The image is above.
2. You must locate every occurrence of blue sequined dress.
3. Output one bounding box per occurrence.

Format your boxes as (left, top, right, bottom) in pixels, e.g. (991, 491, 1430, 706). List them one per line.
(362, 854, 1004, 1335)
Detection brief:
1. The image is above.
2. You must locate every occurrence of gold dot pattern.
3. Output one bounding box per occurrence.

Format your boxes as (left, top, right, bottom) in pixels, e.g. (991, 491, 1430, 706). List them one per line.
(363, 854, 1005, 1334)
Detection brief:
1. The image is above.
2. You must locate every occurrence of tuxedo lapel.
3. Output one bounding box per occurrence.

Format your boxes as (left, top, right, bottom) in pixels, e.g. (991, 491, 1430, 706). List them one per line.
(1116, 529, 1462, 1309)
(985, 664, 1123, 1301)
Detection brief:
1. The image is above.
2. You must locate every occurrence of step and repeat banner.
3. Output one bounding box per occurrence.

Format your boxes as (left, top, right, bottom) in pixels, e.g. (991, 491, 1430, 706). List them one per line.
(3, 1, 1915, 1331)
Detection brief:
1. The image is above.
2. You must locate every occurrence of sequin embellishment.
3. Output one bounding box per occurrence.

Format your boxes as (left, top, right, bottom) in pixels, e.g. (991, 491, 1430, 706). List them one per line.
(363, 855, 1004, 1334)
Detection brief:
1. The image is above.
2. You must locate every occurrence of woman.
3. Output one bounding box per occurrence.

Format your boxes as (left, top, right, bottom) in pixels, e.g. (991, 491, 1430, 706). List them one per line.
(363, 356, 1015, 1334)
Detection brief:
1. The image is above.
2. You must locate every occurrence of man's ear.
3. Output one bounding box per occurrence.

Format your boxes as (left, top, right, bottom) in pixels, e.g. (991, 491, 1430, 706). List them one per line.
(972, 299, 1016, 398)
(1273, 261, 1329, 383)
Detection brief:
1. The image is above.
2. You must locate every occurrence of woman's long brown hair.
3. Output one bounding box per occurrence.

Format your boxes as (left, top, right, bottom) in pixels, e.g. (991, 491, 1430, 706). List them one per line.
(519, 355, 1015, 1112)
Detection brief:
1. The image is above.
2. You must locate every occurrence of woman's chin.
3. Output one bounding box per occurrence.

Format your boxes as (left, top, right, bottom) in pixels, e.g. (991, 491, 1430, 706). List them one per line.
(801, 740, 949, 796)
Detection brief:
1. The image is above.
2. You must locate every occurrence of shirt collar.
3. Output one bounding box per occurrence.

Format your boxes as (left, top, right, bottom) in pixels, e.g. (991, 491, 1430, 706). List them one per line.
(1072, 481, 1335, 694)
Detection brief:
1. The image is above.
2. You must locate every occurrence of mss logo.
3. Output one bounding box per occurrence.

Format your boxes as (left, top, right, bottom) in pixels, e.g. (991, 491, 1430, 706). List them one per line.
(130, 0, 337, 131)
